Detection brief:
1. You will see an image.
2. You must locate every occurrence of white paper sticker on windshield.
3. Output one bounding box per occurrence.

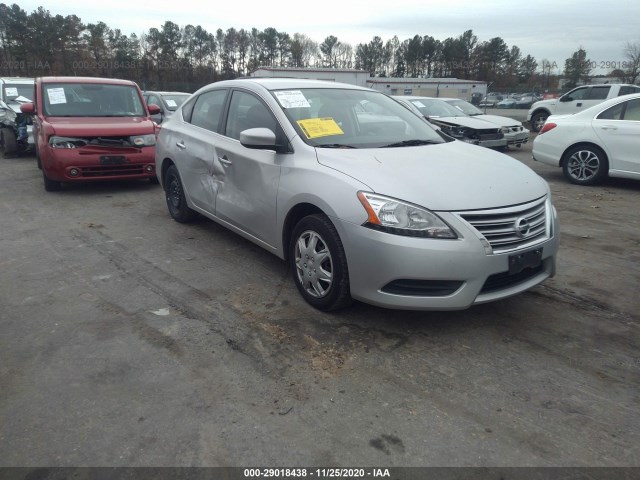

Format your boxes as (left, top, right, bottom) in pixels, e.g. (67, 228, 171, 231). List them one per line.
(413, 100, 426, 108)
(165, 99, 177, 107)
(47, 88, 67, 105)
(5, 87, 18, 97)
(274, 90, 310, 109)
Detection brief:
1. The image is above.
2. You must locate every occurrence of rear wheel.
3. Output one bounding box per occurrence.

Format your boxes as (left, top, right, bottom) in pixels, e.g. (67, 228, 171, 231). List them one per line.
(530, 112, 548, 132)
(290, 214, 352, 311)
(562, 145, 608, 186)
(164, 165, 197, 222)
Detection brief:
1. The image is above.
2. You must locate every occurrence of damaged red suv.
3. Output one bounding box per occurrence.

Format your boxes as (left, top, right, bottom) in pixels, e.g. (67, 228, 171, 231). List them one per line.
(21, 76, 161, 191)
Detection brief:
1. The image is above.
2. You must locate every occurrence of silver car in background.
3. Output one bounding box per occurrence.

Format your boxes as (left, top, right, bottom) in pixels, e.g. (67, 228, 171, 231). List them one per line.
(156, 78, 558, 311)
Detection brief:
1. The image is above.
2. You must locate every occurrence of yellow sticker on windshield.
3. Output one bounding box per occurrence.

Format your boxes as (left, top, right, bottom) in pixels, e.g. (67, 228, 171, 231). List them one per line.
(297, 117, 344, 139)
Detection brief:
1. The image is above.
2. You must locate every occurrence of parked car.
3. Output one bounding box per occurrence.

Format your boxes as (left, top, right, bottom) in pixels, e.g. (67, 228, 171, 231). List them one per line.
(394, 96, 507, 149)
(479, 93, 504, 107)
(0, 77, 35, 156)
(441, 98, 529, 148)
(527, 83, 640, 132)
(21, 76, 161, 191)
(532, 93, 640, 186)
(514, 93, 540, 109)
(142, 91, 191, 124)
(156, 78, 558, 311)
(496, 98, 517, 109)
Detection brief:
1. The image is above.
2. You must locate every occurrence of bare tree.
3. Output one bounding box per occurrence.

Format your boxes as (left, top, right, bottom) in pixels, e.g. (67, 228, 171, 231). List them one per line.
(623, 41, 640, 84)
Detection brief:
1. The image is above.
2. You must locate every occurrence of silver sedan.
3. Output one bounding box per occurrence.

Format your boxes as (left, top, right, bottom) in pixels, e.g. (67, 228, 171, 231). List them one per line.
(156, 78, 559, 311)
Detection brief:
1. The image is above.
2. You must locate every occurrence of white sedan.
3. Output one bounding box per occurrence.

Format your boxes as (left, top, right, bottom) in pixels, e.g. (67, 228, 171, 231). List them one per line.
(532, 93, 640, 185)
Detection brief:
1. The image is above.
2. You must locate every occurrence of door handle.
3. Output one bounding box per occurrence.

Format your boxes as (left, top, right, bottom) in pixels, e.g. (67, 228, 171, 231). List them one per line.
(600, 125, 618, 131)
(176, 141, 186, 149)
(576, 103, 582, 107)
(218, 155, 232, 166)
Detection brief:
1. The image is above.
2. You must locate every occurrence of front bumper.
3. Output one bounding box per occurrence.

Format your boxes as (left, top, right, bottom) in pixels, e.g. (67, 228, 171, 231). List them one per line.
(42, 147, 157, 182)
(505, 129, 530, 146)
(477, 137, 508, 148)
(334, 209, 559, 310)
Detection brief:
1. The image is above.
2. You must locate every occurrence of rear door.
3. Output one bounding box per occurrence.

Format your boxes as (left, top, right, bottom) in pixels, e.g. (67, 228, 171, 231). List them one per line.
(594, 97, 640, 175)
(169, 88, 228, 212)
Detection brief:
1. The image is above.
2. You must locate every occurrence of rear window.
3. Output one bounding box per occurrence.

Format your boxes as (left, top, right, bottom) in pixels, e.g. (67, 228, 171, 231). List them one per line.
(42, 83, 145, 117)
(619, 86, 640, 96)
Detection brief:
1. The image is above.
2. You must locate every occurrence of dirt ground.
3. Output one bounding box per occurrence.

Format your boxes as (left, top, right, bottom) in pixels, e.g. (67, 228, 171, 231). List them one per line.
(0, 136, 638, 468)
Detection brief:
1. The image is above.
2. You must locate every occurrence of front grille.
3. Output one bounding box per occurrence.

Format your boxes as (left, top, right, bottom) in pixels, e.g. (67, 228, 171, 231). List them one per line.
(457, 197, 549, 253)
(481, 264, 544, 294)
(381, 279, 463, 297)
(80, 164, 146, 177)
(478, 133, 503, 140)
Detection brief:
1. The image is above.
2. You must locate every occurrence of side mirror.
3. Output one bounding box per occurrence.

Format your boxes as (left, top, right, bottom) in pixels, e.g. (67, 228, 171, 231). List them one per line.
(20, 102, 35, 114)
(148, 104, 161, 115)
(559, 95, 572, 102)
(240, 128, 277, 150)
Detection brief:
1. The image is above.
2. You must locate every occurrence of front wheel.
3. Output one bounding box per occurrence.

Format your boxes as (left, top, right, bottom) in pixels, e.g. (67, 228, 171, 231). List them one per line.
(530, 112, 548, 132)
(1, 128, 17, 157)
(164, 165, 197, 222)
(562, 145, 608, 186)
(290, 214, 352, 311)
(42, 169, 62, 192)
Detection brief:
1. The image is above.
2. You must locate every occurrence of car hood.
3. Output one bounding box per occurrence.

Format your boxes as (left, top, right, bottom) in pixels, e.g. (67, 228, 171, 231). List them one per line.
(472, 114, 521, 127)
(315, 141, 548, 211)
(429, 116, 499, 130)
(46, 117, 156, 136)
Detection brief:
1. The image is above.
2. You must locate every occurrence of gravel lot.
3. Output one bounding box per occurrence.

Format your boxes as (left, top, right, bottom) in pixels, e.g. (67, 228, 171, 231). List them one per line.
(1, 135, 638, 467)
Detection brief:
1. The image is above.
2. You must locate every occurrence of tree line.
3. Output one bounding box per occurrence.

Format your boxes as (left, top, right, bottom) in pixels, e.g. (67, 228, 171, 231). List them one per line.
(1, 3, 638, 93)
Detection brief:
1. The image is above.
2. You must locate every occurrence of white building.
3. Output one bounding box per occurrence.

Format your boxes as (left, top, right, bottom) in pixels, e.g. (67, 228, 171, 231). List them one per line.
(250, 68, 487, 102)
(251, 67, 370, 87)
(366, 78, 487, 101)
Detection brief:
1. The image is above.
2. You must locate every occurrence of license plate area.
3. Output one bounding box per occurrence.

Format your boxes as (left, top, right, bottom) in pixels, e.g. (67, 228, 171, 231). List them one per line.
(100, 155, 126, 165)
(508, 248, 542, 275)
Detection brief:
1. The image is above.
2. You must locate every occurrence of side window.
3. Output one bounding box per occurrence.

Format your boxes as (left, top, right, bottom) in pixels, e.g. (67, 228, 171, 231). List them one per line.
(225, 90, 277, 140)
(147, 94, 161, 107)
(190, 89, 227, 132)
(564, 87, 588, 101)
(597, 102, 625, 120)
(622, 99, 640, 121)
(588, 86, 610, 100)
(618, 86, 640, 96)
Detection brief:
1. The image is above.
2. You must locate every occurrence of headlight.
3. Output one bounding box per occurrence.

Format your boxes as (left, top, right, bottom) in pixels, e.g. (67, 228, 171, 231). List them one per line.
(129, 134, 156, 146)
(49, 136, 87, 148)
(500, 127, 511, 134)
(357, 192, 457, 238)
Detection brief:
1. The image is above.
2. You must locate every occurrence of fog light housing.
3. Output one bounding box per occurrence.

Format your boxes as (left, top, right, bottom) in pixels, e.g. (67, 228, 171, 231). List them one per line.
(69, 168, 80, 177)
(145, 165, 154, 173)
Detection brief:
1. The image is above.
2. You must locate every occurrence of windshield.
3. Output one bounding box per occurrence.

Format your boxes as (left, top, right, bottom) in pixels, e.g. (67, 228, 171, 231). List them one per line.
(161, 94, 190, 111)
(274, 88, 445, 148)
(3, 84, 33, 102)
(446, 99, 483, 116)
(408, 98, 469, 118)
(43, 83, 146, 117)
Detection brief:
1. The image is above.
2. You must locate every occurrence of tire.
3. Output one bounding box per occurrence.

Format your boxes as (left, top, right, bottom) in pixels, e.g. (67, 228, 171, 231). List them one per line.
(164, 165, 197, 222)
(562, 145, 608, 186)
(290, 214, 352, 311)
(1, 128, 17, 157)
(42, 169, 62, 192)
(530, 112, 548, 133)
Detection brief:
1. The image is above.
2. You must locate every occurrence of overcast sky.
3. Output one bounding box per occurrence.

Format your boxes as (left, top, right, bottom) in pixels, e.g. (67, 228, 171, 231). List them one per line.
(15, 0, 640, 74)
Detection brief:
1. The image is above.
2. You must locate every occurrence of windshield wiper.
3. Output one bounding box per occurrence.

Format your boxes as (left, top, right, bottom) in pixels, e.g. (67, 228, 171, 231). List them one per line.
(380, 139, 440, 148)
(316, 143, 356, 149)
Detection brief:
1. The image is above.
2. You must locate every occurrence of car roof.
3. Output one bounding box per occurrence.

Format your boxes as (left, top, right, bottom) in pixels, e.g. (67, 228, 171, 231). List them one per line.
(209, 77, 369, 92)
(143, 91, 190, 95)
(39, 76, 138, 86)
(1, 77, 35, 84)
